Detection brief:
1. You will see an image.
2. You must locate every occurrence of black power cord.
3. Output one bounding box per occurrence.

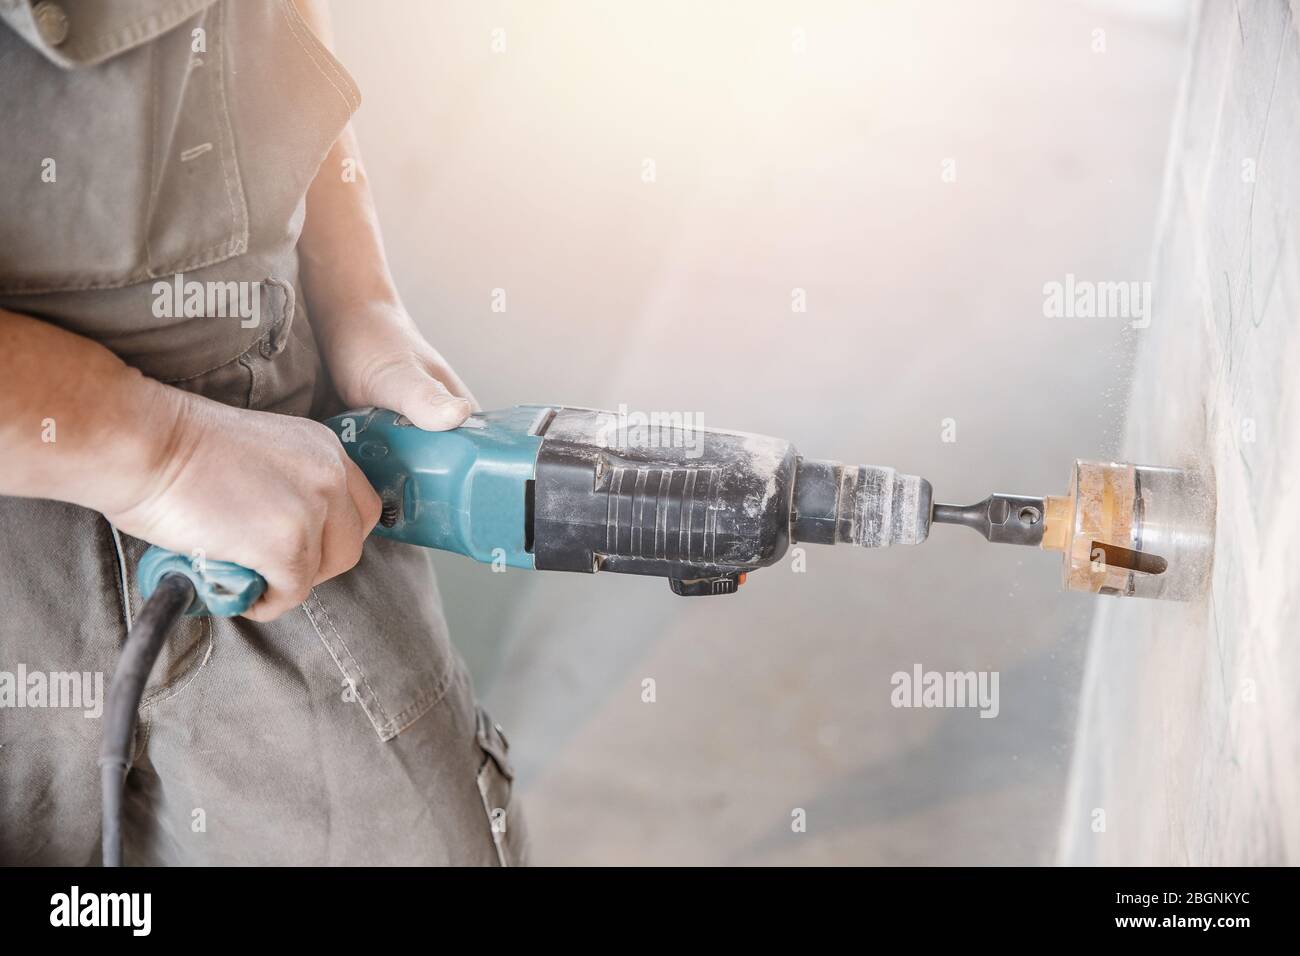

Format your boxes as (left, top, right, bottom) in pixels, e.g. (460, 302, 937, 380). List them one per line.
(99, 572, 195, 867)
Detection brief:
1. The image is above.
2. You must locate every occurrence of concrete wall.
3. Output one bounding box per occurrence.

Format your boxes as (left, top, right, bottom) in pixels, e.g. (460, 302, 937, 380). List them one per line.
(1061, 0, 1300, 865)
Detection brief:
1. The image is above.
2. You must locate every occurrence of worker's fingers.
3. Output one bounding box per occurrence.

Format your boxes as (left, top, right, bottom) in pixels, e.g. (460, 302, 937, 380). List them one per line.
(406, 377, 471, 430)
(344, 456, 384, 533)
(314, 459, 381, 584)
(365, 356, 471, 431)
(420, 353, 479, 411)
(242, 518, 324, 622)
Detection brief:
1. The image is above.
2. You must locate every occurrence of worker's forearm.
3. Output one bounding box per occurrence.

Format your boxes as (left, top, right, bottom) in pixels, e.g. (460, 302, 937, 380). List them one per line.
(294, 0, 405, 337)
(0, 306, 383, 621)
(290, 0, 474, 426)
(298, 124, 407, 336)
(0, 308, 181, 516)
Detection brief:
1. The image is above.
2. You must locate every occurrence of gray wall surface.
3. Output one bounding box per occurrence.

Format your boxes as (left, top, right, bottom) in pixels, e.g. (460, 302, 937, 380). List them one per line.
(331, 0, 1187, 864)
(1062, 0, 1300, 865)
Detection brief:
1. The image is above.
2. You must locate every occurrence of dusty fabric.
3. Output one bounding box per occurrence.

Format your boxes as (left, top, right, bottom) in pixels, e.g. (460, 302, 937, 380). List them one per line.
(0, 0, 525, 865)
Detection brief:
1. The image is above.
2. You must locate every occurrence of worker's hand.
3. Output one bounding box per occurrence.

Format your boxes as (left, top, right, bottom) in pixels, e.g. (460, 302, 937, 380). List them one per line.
(316, 301, 476, 431)
(105, 389, 382, 622)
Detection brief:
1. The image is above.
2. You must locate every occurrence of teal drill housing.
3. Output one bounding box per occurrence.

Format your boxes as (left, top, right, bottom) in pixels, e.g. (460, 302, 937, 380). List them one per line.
(327, 405, 547, 569)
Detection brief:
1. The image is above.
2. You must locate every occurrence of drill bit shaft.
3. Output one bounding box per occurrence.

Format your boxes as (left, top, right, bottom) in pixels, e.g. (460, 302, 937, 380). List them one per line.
(931, 493, 1046, 547)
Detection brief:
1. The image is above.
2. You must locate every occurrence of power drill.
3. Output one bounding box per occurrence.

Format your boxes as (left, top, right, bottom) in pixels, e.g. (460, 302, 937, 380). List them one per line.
(137, 404, 934, 608)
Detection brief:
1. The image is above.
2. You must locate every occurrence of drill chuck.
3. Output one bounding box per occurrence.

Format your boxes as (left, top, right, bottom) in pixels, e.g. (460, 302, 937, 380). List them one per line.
(792, 459, 932, 548)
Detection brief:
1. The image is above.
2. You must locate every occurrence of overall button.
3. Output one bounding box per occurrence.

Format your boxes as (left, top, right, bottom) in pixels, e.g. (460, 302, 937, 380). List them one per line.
(32, 1, 69, 46)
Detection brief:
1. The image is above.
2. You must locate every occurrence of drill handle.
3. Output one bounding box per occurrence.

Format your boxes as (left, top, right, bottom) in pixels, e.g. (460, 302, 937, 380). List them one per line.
(137, 546, 267, 617)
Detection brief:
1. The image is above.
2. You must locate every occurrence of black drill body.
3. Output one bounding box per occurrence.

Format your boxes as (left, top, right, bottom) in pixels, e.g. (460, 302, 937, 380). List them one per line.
(528, 408, 922, 595)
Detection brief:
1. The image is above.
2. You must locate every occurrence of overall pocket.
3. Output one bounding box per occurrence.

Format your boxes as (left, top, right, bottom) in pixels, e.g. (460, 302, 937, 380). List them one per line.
(302, 540, 460, 744)
(0, 2, 248, 294)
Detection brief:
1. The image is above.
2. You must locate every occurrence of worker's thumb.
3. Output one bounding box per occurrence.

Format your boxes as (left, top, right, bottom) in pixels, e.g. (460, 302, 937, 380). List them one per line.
(369, 364, 472, 431)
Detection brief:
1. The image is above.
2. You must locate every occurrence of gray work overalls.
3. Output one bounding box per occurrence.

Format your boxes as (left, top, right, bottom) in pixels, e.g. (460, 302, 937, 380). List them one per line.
(0, 0, 525, 865)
